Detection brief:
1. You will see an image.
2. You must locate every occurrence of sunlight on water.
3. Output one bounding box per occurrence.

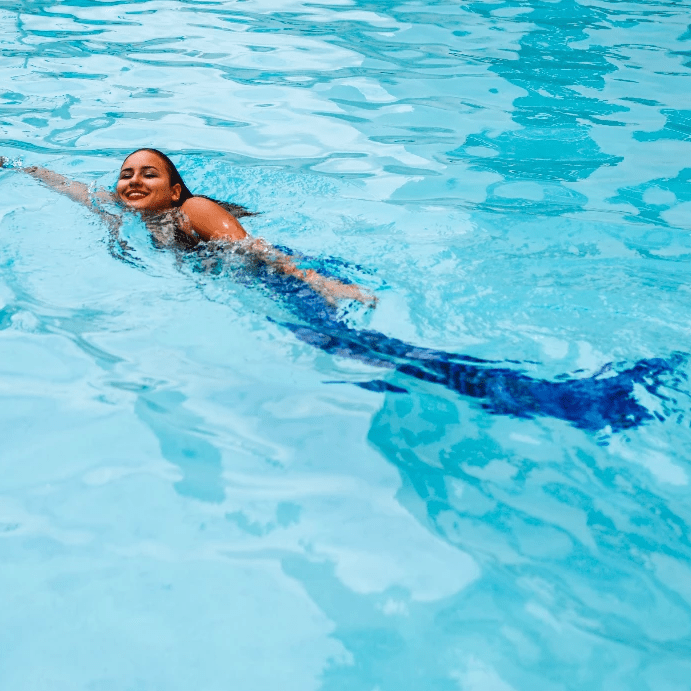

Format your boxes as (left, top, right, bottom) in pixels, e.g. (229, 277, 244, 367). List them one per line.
(1, 1, 691, 689)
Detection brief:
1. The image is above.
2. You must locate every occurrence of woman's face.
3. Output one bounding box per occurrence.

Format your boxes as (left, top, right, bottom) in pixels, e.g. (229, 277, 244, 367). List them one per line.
(116, 150, 181, 212)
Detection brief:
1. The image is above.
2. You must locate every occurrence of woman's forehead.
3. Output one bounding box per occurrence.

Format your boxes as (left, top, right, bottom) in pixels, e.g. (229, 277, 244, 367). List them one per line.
(121, 150, 165, 169)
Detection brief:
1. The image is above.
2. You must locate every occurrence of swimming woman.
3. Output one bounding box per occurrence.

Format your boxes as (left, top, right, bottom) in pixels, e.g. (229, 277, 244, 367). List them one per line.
(0, 149, 375, 306)
(0, 150, 682, 433)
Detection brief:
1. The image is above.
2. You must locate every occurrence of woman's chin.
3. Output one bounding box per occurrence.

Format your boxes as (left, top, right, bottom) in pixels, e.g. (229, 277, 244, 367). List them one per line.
(117, 193, 172, 213)
(122, 198, 155, 212)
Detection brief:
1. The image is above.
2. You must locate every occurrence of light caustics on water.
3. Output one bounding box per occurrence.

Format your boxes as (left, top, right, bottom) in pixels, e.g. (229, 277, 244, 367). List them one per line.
(2, 1, 691, 691)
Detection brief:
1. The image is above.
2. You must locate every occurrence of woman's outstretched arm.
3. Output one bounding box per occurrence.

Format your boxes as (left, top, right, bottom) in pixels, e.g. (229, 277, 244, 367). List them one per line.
(247, 237, 376, 305)
(0, 157, 112, 209)
(0, 156, 135, 264)
(180, 196, 376, 306)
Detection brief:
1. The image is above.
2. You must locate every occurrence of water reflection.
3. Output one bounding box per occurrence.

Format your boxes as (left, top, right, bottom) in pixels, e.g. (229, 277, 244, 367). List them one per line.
(449, 0, 625, 217)
(360, 386, 691, 687)
(135, 389, 225, 503)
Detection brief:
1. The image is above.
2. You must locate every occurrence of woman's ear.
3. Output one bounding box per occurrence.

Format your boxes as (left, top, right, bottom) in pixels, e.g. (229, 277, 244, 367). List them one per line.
(171, 183, 182, 202)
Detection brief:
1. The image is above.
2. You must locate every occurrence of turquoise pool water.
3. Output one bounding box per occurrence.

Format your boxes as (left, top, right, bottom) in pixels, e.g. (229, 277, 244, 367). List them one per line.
(2, 0, 691, 688)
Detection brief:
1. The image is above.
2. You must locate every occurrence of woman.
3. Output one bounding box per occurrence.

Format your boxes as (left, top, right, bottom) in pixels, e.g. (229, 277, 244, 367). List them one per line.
(0, 150, 680, 433)
(0, 149, 375, 306)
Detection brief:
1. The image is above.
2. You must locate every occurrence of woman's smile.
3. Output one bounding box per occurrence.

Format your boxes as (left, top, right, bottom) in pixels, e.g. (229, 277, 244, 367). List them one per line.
(123, 188, 148, 201)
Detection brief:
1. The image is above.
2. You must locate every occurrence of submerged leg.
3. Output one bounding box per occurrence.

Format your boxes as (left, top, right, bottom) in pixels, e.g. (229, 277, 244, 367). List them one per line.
(275, 317, 685, 433)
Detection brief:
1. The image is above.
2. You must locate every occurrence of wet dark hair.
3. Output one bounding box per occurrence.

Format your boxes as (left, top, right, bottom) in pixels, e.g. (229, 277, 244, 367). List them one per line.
(123, 148, 256, 218)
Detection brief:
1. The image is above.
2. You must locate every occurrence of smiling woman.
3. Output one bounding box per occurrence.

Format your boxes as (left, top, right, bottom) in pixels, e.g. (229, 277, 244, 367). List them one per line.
(116, 149, 248, 242)
(0, 150, 375, 305)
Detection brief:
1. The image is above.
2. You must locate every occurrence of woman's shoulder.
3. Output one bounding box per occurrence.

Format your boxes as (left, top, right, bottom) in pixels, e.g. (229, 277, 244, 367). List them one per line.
(179, 195, 248, 242)
(180, 195, 225, 214)
(181, 195, 255, 219)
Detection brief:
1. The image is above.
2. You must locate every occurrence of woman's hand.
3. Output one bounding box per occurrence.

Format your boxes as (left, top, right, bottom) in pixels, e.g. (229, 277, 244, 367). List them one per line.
(302, 270, 377, 307)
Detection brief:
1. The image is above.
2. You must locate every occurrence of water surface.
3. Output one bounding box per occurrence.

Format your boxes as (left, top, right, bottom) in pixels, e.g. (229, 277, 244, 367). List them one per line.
(2, 0, 691, 689)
